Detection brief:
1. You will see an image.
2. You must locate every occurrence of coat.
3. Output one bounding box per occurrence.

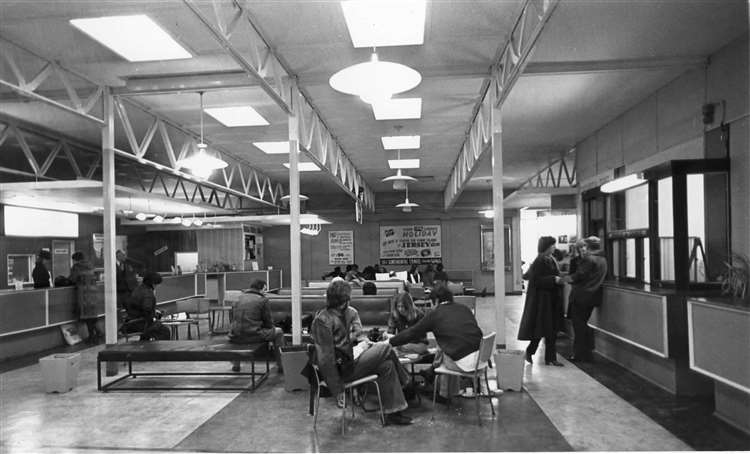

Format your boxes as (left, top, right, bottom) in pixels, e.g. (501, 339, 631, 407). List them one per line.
(227, 290, 276, 344)
(517, 254, 564, 340)
(568, 250, 608, 308)
(69, 260, 99, 320)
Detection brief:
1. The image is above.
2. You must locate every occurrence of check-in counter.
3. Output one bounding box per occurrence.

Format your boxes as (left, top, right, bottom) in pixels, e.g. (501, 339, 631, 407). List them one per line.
(686, 298, 750, 434)
(203, 269, 283, 304)
(0, 273, 206, 361)
(589, 283, 713, 397)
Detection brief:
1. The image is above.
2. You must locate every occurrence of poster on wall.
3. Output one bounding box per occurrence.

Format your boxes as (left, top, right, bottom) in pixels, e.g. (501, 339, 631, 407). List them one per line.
(379, 225, 441, 265)
(329, 231, 354, 265)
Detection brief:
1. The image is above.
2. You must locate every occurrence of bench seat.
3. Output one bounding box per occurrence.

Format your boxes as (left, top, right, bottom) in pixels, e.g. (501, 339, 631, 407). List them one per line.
(97, 340, 269, 392)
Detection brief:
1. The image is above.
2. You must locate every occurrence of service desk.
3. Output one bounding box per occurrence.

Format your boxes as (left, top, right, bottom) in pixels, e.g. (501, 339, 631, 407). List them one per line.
(0, 273, 206, 361)
(686, 297, 750, 434)
(589, 283, 713, 397)
(204, 270, 283, 304)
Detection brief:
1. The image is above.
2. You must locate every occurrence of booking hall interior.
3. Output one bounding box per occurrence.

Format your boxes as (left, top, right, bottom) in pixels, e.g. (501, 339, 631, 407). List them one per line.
(0, 1, 748, 453)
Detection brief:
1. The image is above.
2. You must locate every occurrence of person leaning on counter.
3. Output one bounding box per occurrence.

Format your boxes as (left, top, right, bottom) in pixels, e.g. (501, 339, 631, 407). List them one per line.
(32, 249, 52, 289)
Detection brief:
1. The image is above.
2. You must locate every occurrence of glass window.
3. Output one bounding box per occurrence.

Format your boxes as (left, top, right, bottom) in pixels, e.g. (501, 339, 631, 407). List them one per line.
(625, 238, 636, 278)
(658, 177, 675, 281)
(643, 238, 651, 284)
(625, 184, 649, 230)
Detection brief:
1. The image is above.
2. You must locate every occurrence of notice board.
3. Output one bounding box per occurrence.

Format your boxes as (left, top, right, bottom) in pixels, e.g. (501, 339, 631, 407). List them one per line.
(379, 225, 441, 265)
(329, 231, 354, 265)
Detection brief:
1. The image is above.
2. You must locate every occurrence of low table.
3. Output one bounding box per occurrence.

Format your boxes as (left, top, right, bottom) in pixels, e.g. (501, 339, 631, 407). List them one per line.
(97, 340, 269, 392)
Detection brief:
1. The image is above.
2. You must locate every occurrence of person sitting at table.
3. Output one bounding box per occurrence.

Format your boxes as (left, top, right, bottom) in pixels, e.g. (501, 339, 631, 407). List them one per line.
(345, 264, 364, 285)
(361, 265, 376, 281)
(321, 266, 345, 280)
(388, 284, 482, 400)
(311, 280, 413, 426)
(228, 278, 285, 372)
(406, 264, 422, 285)
(422, 264, 435, 288)
(386, 293, 428, 355)
(433, 263, 448, 284)
(124, 271, 171, 341)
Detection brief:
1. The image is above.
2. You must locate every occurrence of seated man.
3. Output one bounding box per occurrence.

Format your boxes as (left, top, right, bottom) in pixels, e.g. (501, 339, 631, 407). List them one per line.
(228, 278, 285, 372)
(311, 280, 413, 426)
(388, 284, 482, 399)
(124, 272, 171, 341)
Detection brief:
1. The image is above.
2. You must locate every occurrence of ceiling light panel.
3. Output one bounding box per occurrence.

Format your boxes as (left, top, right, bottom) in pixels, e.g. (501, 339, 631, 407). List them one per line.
(70, 15, 191, 62)
(381, 135, 420, 150)
(283, 162, 320, 172)
(388, 159, 420, 169)
(372, 98, 422, 120)
(254, 141, 292, 154)
(204, 106, 269, 127)
(341, 0, 426, 48)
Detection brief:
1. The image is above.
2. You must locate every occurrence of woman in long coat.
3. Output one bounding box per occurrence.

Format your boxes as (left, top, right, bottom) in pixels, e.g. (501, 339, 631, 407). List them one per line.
(69, 251, 101, 344)
(518, 236, 565, 366)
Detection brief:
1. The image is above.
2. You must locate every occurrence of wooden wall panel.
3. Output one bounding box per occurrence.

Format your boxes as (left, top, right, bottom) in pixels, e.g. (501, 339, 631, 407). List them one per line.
(656, 68, 704, 152)
(196, 228, 243, 270)
(622, 96, 658, 165)
(596, 118, 623, 172)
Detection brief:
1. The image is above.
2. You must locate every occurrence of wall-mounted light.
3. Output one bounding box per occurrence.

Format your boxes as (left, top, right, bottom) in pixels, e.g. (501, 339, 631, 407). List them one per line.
(600, 173, 646, 193)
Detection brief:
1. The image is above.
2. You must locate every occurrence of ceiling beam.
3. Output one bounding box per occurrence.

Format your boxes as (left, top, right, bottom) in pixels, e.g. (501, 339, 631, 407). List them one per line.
(443, 0, 561, 210)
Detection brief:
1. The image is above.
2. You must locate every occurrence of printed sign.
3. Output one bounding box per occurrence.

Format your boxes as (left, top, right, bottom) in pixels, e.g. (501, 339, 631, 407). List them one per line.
(329, 231, 354, 265)
(379, 225, 441, 265)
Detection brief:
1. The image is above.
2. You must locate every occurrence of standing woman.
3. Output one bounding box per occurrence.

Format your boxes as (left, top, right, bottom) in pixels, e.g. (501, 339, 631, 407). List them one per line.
(518, 236, 565, 366)
(69, 252, 101, 344)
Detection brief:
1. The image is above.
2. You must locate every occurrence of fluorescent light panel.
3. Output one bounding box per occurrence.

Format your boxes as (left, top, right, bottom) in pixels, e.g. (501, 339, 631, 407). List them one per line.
(388, 159, 420, 169)
(372, 98, 422, 120)
(204, 106, 269, 127)
(254, 141, 292, 154)
(341, 0, 426, 48)
(600, 173, 646, 193)
(4, 205, 78, 238)
(381, 135, 420, 150)
(283, 162, 320, 172)
(70, 15, 191, 62)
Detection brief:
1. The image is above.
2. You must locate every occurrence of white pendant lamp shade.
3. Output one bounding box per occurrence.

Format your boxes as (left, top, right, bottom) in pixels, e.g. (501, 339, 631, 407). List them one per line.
(176, 92, 228, 178)
(281, 194, 310, 202)
(382, 168, 417, 190)
(329, 52, 421, 104)
(396, 185, 419, 212)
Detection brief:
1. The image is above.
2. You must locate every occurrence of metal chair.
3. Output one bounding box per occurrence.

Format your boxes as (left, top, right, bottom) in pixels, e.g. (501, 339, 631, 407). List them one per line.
(432, 331, 497, 425)
(310, 363, 385, 434)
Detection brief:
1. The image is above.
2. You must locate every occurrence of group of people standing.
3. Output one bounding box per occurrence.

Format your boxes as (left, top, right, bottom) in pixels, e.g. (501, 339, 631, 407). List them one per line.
(518, 235, 607, 365)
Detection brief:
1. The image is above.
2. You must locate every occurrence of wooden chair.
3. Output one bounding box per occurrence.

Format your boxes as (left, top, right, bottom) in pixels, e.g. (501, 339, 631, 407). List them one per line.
(432, 332, 496, 425)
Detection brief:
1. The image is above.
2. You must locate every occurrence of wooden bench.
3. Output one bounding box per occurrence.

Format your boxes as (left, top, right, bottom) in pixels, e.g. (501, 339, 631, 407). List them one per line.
(97, 340, 269, 392)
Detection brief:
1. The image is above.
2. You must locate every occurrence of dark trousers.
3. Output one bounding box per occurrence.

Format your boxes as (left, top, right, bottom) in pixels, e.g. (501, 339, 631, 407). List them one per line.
(570, 302, 595, 359)
(526, 332, 557, 363)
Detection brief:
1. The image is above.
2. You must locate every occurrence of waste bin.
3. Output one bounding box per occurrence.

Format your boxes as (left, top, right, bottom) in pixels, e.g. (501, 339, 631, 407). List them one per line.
(39, 353, 81, 393)
(280, 345, 310, 392)
(494, 349, 525, 391)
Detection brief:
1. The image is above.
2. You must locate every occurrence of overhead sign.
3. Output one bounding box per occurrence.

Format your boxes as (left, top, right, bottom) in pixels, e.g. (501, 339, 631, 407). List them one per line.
(380, 225, 441, 265)
(329, 231, 354, 265)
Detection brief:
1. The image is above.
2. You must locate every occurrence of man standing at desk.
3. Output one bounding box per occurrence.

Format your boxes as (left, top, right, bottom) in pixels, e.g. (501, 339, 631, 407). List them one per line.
(116, 250, 140, 310)
(228, 279, 285, 372)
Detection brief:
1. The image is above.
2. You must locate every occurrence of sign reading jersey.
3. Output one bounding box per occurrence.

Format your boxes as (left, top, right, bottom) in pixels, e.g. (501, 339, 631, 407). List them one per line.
(380, 225, 442, 265)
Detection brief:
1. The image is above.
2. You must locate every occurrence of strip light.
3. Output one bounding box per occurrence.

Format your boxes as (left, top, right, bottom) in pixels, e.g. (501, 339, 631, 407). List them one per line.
(600, 173, 646, 193)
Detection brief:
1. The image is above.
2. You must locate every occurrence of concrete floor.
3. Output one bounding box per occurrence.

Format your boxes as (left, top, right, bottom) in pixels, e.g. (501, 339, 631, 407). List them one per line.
(0, 295, 709, 453)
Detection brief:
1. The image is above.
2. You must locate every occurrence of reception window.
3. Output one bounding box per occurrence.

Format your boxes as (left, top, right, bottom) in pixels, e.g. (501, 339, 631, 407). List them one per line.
(590, 159, 730, 289)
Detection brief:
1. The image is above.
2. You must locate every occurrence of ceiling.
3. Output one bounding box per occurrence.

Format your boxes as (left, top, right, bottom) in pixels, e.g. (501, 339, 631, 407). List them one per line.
(0, 0, 746, 218)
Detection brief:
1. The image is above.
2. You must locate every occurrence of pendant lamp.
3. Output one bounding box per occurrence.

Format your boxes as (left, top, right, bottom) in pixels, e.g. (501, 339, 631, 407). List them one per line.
(329, 50, 421, 104)
(396, 184, 419, 212)
(176, 92, 228, 178)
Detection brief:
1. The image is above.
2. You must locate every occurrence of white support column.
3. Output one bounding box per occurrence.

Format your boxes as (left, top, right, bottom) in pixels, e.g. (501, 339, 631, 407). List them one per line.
(288, 84, 302, 345)
(491, 93, 507, 347)
(102, 88, 118, 347)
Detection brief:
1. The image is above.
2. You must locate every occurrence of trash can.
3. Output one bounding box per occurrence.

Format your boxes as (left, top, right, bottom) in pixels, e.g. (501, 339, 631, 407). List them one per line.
(280, 345, 310, 392)
(39, 353, 81, 393)
(494, 349, 525, 391)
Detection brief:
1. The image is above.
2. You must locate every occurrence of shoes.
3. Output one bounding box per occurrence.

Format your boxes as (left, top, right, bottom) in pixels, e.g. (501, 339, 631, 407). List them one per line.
(545, 360, 564, 367)
(525, 352, 533, 364)
(385, 412, 413, 426)
(567, 355, 592, 363)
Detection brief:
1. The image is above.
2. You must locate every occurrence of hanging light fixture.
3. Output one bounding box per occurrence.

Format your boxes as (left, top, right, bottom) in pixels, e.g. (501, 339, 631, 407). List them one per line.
(382, 140, 417, 190)
(396, 184, 419, 212)
(329, 49, 421, 104)
(176, 92, 228, 179)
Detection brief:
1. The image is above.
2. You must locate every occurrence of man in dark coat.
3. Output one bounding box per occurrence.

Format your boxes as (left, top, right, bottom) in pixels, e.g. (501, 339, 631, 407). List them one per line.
(518, 236, 566, 366)
(565, 236, 608, 362)
(227, 279, 285, 372)
(116, 249, 140, 310)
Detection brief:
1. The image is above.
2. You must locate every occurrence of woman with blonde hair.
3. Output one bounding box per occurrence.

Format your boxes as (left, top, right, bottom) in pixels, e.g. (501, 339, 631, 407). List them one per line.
(387, 292, 428, 354)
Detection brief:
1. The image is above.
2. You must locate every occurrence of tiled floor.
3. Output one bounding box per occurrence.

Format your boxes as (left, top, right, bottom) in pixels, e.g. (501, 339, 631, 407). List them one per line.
(1, 294, 747, 453)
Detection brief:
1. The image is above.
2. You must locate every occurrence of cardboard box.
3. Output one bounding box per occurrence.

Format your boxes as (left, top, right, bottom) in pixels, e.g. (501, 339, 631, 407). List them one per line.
(39, 353, 81, 393)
